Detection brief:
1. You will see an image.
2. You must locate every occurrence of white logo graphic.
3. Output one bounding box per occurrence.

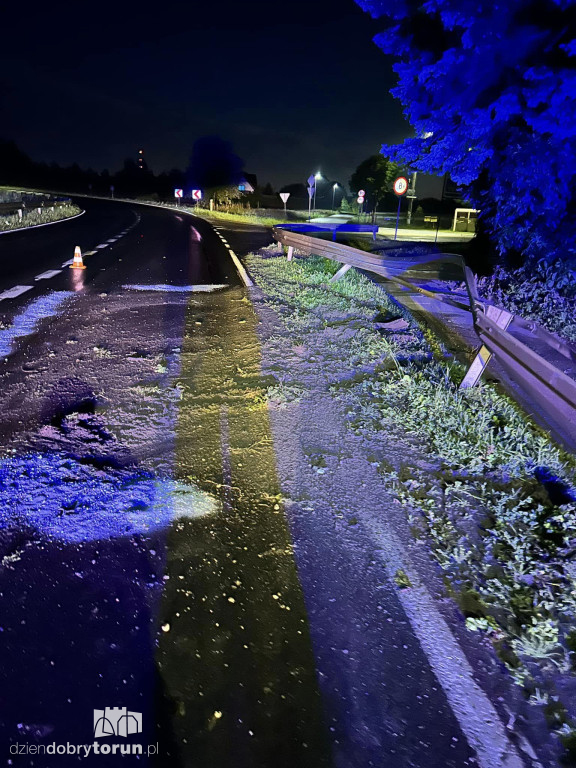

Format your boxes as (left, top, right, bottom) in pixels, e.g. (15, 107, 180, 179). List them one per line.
(94, 708, 143, 739)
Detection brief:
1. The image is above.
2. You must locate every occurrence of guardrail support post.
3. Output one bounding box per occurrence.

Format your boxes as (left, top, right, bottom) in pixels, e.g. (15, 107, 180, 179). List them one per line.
(287, 246, 294, 261)
(330, 263, 352, 283)
(460, 305, 514, 389)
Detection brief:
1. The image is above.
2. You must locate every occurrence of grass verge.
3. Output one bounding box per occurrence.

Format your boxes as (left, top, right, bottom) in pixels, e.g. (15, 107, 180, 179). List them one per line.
(246, 245, 576, 757)
(0, 203, 82, 232)
(181, 208, 289, 227)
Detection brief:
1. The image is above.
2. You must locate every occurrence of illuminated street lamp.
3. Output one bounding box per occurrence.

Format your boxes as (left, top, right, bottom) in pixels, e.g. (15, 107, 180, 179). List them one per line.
(332, 183, 338, 211)
(313, 171, 322, 211)
(406, 132, 432, 225)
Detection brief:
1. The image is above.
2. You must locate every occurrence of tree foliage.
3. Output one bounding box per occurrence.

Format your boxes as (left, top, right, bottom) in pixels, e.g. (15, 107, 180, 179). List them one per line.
(185, 136, 244, 190)
(350, 154, 403, 211)
(355, 0, 576, 263)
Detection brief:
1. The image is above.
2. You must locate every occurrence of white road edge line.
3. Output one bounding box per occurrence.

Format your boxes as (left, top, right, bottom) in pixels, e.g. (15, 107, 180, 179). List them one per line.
(226, 247, 253, 288)
(362, 515, 531, 768)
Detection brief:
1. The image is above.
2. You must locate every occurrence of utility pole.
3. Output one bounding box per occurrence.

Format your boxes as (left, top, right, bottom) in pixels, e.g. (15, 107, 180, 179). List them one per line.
(406, 171, 417, 226)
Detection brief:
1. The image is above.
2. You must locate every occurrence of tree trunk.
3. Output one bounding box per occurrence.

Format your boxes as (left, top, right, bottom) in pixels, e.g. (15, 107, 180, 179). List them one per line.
(371, 196, 379, 225)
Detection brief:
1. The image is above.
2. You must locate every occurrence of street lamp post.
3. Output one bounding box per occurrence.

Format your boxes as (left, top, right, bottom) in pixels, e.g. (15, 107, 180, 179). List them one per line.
(332, 183, 338, 211)
(313, 171, 322, 211)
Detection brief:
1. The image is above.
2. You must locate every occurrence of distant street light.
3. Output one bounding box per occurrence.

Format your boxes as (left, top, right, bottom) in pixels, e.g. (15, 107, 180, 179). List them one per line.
(314, 171, 322, 211)
(332, 183, 338, 211)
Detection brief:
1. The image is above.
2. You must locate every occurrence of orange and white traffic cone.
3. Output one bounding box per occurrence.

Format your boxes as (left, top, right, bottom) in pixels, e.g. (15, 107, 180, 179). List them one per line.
(70, 246, 86, 269)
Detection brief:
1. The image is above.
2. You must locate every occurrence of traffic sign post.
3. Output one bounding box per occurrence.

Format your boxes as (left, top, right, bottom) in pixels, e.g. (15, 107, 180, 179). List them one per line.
(357, 190, 365, 221)
(307, 178, 315, 222)
(393, 176, 408, 241)
(191, 189, 202, 202)
(174, 188, 183, 206)
(279, 192, 290, 215)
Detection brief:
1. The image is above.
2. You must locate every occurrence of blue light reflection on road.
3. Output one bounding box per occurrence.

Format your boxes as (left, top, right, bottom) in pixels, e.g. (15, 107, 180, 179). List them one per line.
(0, 292, 73, 359)
(0, 452, 218, 542)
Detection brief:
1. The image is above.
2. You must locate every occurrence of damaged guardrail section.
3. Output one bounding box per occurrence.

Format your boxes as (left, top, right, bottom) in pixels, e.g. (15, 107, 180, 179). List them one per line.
(272, 226, 576, 445)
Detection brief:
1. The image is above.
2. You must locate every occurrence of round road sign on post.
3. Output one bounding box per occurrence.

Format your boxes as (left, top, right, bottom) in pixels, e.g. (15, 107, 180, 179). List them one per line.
(358, 189, 366, 197)
(393, 177, 408, 196)
(393, 177, 409, 241)
(357, 196, 365, 205)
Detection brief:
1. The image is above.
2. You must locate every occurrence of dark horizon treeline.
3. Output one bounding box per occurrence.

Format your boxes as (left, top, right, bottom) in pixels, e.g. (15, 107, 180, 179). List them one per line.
(0, 139, 188, 199)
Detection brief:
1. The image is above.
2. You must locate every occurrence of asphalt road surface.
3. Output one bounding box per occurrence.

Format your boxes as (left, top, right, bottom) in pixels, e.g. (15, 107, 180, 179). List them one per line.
(0, 198, 266, 309)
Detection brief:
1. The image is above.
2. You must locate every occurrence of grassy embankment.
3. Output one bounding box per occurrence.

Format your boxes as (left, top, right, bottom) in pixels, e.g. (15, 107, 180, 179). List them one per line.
(246, 245, 576, 757)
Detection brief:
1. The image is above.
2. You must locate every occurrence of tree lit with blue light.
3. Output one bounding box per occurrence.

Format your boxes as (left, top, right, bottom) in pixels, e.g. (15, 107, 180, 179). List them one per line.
(356, 0, 576, 264)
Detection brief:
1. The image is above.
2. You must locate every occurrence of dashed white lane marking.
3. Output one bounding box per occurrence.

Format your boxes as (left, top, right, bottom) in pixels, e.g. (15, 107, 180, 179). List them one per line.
(35, 270, 62, 281)
(84, 250, 97, 256)
(0, 285, 33, 300)
(61, 259, 74, 267)
(95, 244, 108, 250)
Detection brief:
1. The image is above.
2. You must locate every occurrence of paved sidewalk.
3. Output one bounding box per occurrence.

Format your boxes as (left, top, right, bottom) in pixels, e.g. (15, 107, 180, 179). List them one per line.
(306, 216, 475, 244)
(377, 226, 475, 243)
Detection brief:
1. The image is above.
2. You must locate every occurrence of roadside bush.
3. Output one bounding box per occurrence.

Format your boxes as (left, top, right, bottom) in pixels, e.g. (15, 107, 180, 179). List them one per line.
(478, 259, 576, 342)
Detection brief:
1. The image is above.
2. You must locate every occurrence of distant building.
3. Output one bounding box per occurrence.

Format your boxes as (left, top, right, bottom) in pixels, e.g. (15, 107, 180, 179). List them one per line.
(238, 178, 254, 193)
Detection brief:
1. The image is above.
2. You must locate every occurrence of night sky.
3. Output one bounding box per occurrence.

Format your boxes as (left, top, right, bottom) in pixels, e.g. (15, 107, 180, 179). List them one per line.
(2, 0, 411, 189)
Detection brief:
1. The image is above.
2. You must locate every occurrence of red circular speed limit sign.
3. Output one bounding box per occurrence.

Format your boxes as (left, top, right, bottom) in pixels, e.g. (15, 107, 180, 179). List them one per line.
(393, 177, 409, 196)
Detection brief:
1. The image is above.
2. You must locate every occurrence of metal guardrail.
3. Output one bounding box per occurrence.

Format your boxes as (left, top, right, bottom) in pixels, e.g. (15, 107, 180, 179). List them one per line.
(275, 222, 379, 241)
(272, 227, 576, 445)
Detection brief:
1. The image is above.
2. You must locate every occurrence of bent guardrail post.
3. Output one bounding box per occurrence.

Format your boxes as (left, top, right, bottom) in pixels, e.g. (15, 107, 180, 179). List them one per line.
(462, 265, 480, 320)
(460, 305, 514, 389)
(330, 263, 353, 282)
